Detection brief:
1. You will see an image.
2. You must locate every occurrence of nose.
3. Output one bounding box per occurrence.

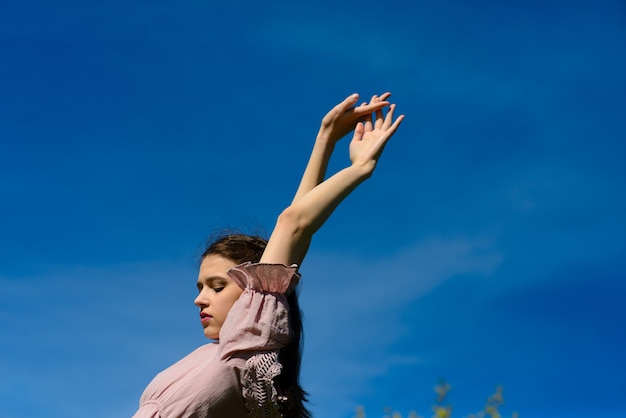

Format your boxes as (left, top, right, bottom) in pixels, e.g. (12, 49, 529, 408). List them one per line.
(194, 289, 210, 308)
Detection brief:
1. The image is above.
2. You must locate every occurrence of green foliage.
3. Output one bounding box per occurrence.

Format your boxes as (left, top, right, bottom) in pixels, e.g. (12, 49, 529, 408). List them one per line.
(354, 380, 519, 418)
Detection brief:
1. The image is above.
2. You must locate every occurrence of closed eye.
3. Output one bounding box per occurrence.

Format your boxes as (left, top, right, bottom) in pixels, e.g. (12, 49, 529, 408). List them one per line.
(211, 280, 227, 292)
(197, 277, 228, 293)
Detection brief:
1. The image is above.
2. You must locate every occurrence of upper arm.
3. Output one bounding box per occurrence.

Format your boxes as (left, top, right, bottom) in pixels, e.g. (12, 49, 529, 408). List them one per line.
(259, 205, 310, 266)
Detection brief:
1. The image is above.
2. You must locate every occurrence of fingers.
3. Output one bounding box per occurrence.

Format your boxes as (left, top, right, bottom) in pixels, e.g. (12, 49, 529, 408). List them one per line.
(333, 93, 360, 115)
(341, 93, 360, 109)
(389, 114, 405, 133)
(360, 96, 402, 134)
(382, 103, 396, 129)
(353, 121, 364, 141)
(352, 93, 390, 117)
(354, 92, 391, 118)
(354, 101, 370, 125)
(322, 93, 359, 126)
(342, 92, 392, 115)
(366, 94, 382, 131)
(349, 101, 403, 165)
(386, 112, 405, 137)
(372, 104, 404, 150)
(322, 91, 400, 139)
(374, 96, 385, 131)
(372, 112, 404, 156)
(379, 92, 392, 102)
(363, 99, 374, 132)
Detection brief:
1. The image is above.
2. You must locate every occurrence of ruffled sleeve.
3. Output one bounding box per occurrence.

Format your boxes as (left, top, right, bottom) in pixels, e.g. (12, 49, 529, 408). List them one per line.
(218, 262, 300, 360)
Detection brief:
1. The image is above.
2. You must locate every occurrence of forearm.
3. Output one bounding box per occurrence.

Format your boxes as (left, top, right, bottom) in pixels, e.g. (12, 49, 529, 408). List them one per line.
(292, 92, 388, 203)
(261, 163, 373, 266)
(291, 131, 334, 204)
(292, 162, 373, 234)
(263, 92, 403, 267)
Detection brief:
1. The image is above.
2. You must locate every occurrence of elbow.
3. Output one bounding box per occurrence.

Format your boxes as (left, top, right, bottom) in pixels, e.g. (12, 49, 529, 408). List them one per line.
(274, 204, 311, 238)
(261, 204, 312, 266)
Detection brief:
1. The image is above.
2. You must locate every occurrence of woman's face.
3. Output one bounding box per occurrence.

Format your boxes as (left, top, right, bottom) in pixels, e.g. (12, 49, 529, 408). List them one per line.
(194, 254, 243, 340)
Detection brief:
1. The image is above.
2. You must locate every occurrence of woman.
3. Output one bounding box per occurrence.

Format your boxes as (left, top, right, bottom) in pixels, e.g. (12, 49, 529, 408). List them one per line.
(132, 93, 404, 417)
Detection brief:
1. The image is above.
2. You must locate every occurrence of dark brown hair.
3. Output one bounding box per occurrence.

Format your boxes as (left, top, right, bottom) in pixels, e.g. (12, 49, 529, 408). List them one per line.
(202, 234, 311, 418)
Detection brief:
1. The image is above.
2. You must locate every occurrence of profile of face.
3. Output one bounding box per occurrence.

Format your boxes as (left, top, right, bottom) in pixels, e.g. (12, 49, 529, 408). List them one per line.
(194, 255, 244, 340)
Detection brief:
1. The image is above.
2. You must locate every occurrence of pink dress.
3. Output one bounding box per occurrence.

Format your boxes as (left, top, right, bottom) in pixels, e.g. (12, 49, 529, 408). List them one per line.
(132, 262, 300, 418)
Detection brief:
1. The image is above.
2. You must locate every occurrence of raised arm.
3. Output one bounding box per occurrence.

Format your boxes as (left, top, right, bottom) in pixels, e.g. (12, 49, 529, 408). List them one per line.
(261, 100, 404, 266)
(292, 93, 392, 204)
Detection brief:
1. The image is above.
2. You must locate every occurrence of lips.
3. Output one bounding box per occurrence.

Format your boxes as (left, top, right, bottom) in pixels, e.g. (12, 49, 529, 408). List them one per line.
(200, 312, 212, 325)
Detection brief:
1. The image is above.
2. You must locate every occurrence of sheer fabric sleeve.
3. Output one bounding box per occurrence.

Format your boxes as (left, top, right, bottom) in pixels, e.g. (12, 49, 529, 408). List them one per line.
(218, 262, 300, 359)
(218, 262, 300, 418)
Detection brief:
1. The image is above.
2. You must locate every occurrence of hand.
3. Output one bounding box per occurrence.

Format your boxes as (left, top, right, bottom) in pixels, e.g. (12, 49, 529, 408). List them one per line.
(349, 102, 404, 167)
(319, 92, 392, 145)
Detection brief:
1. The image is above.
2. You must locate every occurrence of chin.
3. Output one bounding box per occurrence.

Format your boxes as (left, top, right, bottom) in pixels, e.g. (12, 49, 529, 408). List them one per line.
(203, 329, 219, 340)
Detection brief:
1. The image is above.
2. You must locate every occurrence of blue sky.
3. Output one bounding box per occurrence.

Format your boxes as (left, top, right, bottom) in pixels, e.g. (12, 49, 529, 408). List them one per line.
(1, 1, 625, 417)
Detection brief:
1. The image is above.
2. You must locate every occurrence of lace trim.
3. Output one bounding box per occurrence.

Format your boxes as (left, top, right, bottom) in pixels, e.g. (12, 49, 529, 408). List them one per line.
(242, 351, 284, 418)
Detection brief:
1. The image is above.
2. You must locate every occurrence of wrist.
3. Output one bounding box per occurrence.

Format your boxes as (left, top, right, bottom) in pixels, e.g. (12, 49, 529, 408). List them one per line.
(314, 131, 336, 152)
(348, 160, 376, 179)
(315, 128, 332, 143)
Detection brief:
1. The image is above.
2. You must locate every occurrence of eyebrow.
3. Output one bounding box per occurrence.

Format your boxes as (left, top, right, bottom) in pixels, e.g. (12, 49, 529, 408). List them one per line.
(196, 275, 230, 288)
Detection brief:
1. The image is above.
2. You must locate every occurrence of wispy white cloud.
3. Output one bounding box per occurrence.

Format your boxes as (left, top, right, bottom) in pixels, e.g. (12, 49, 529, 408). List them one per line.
(298, 235, 502, 417)
(1, 0, 623, 417)
(0, 260, 205, 418)
(4, 240, 496, 418)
